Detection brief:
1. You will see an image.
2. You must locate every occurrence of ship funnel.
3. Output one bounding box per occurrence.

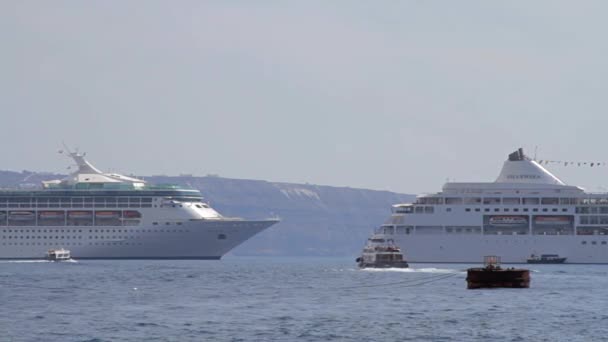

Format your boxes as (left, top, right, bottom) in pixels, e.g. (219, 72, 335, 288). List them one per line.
(495, 148, 565, 185)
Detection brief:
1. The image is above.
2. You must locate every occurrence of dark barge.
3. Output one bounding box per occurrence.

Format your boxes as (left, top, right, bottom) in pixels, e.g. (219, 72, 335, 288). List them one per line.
(466, 256, 530, 289)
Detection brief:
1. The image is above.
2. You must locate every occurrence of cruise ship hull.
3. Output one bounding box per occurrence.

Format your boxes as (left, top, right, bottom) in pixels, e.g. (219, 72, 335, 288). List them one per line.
(0, 219, 278, 260)
(390, 235, 608, 264)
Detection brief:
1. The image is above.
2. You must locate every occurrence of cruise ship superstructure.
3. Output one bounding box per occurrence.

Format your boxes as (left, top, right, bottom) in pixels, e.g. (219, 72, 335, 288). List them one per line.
(371, 148, 608, 263)
(0, 151, 279, 259)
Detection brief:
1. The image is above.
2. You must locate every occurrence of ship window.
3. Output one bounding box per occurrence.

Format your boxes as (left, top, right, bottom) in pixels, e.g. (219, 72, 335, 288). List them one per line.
(484, 208, 489, 212)
(465, 208, 471, 212)
(542, 208, 548, 212)
(592, 241, 597, 245)
(562, 208, 568, 212)
(424, 206, 434, 213)
(153, 222, 158, 225)
(523, 198, 540, 205)
(474, 208, 480, 212)
(464, 198, 482, 205)
(602, 241, 607, 245)
(513, 208, 519, 212)
(494, 208, 499, 212)
(560, 198, 576, 205)
(218, 234, 227, 240)
(445, 198, 462, 205)
(503, 198, 520, 205)
(533, 208, 538, 212)
(415, 207, 424, 214)
(552, 208, 558, 212)
(523, 208, 529, 212)
(483, 198, 501, 205)
(446, 208, 452, 212)
(504, 208, 510, 212)
(541, 198, 559, 205)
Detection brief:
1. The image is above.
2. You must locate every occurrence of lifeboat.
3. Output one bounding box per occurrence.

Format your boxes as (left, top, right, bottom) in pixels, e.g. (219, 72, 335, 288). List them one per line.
(8, 211, 35, 221)
(68, 211, 93, 219)
(123, 210, 141, 219)
(488, 216, 527, 226)
(534, 216, 571, 225)
(95, 211, 121, 219)
(39, 211, 65, 220)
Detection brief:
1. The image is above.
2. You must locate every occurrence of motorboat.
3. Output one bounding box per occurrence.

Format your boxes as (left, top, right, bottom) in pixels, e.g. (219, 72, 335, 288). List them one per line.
(356, 237, 409, 268)
(46, 248, 71, 261)
(526, 254, 567, 264)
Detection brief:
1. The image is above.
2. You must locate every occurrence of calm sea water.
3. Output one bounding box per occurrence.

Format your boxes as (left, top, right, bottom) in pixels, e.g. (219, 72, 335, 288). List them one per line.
(1, 257, 607, 342)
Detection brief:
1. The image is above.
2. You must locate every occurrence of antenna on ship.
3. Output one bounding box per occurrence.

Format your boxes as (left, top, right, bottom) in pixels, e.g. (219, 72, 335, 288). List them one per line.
(534, 146, 538, 160)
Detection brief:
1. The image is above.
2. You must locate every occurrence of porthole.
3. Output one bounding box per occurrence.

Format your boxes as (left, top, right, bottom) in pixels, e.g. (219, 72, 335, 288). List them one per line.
(582, 241, 587, 245)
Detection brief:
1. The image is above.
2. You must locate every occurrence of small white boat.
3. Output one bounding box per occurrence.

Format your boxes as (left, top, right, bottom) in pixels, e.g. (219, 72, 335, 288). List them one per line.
(527, 254, 567, 264)
(356, 237, 409, 268)
(46, 248, 71, 261)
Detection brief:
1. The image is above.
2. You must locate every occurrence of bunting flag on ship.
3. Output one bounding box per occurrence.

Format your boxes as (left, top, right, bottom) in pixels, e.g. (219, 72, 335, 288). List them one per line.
(536, 160, 607, 167)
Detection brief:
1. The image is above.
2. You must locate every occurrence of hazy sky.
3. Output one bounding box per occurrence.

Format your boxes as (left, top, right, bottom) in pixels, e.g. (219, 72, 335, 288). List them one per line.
(2, 1, 608, 194)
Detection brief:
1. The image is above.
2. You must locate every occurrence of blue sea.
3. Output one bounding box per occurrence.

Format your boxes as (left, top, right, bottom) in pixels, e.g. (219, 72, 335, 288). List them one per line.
(1, 257, 607, 342)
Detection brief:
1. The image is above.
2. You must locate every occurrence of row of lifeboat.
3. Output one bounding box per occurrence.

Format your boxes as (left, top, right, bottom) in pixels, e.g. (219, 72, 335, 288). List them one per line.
(0, 210, 141, 220)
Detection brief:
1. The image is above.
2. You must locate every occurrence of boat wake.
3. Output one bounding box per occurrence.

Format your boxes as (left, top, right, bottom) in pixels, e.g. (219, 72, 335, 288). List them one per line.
(362, 267, 460, 274)
(1, 259, 78, 263)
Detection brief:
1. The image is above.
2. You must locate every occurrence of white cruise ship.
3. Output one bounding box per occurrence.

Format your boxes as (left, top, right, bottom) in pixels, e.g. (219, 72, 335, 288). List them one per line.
(369, 148, 608, 264)
(0, 151, 279, 259)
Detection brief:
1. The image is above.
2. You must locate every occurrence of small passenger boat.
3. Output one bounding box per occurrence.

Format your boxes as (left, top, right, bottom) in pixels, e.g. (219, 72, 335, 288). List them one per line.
(356, 237, 409, 268)
(46, 248, 71, 261)
(526, 254, 567, 264)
